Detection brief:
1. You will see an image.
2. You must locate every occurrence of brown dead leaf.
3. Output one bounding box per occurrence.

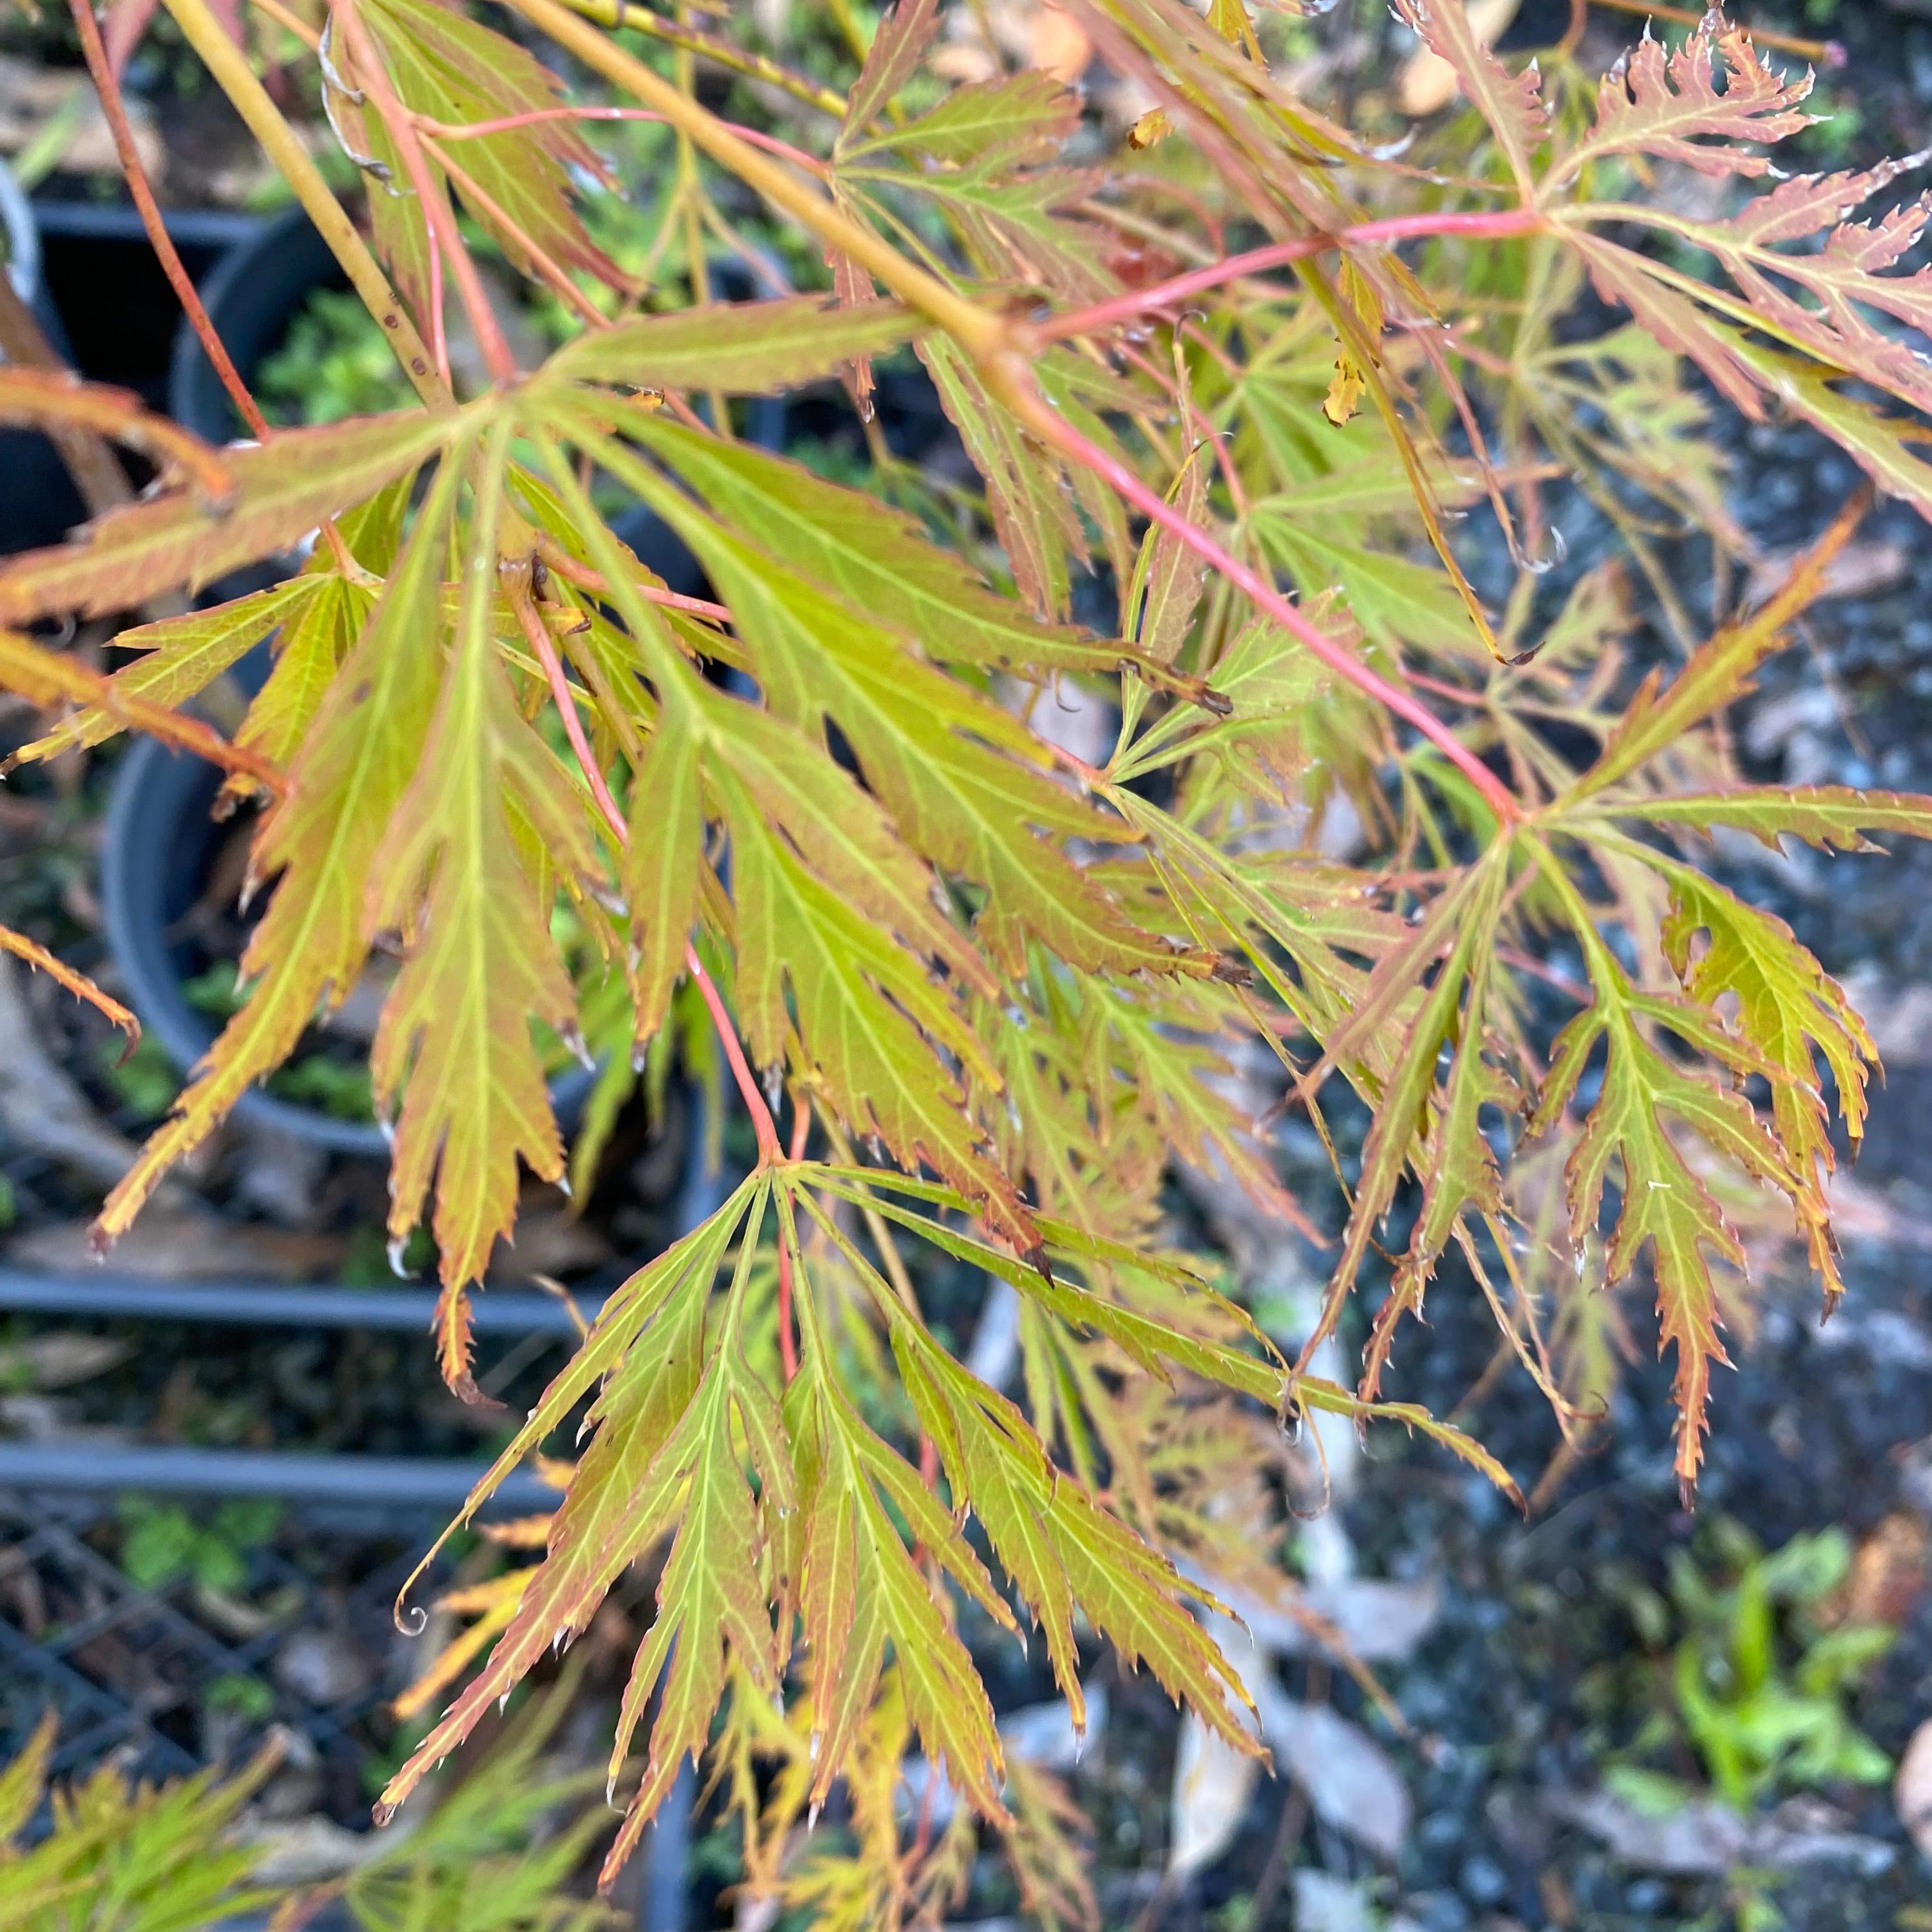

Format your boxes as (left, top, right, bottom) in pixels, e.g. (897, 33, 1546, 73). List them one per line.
(1899, 1717, 1932, 1858)
(1745, 539, 1910, 610)
(1826, 1512, 1930, 1630)
(8, 1209, 343, 1278)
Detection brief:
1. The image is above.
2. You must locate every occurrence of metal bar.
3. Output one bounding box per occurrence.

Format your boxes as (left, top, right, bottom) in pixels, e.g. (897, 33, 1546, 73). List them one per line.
(0, 1270, 594, 1335)
(29, 200, 265, 252)
(0, 1443, 561, 1513)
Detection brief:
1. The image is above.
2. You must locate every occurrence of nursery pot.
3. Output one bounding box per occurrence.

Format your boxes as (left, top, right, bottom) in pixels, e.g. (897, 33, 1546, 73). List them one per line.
(100, 650, 598, 1156)
(34, 199, 258, 412)
(167, 201, 344, 444)
(0, 158, 88, 556)
(172, 210, 789, 599)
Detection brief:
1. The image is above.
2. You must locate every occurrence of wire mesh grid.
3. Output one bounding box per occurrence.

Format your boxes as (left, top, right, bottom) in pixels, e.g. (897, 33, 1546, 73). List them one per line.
(0, 1494, 449, 1817)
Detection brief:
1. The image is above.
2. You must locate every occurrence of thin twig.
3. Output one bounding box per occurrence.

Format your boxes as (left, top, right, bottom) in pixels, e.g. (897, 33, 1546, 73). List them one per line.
(505, 566, 785, 1166)
(422, 135, 611, 330)
(1028, 208, 1547, 346)
(544, 0, 850, 116)
(413, 103, 828, 173)
(534, 538, 732, 623)
(70, 0, 364, 576)
(337, 0, 519, 387)
(245, 0, 321, 52)
(1586, 0, 1844, 65)
(1009, 394, 1521, 823)
(164, 0, 450, 409)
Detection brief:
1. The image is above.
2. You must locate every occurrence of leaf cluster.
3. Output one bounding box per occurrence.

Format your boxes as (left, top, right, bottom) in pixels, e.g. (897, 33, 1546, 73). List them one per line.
(4, 0, 1932, 1911)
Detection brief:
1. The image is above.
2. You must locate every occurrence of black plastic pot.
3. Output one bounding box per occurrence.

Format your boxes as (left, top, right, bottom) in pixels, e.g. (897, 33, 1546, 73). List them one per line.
(0, 159, 88, 557)
(167, 201, 341, 444)
(100, 650, 598, 1156)
(171, 208, 789, 597)
(35, 199, 257, 412)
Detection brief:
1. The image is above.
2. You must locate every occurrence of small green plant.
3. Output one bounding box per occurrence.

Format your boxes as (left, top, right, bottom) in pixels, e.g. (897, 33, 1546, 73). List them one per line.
(96, 1032, 180, 1123)
(1609, 1521, 1894, 1813)
(117, 1497, 282, 1595)
(257, 287, 418, 428)
(0, 1684, 614, 1932)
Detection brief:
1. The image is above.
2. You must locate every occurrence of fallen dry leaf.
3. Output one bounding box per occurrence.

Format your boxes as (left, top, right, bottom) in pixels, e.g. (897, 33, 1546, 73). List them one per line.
(1897, 1717, 1932, 1858)
(1746, 539, 1910, 609)
(8, 1209, 343, 1279)
(1828, 1513, 1930, 1629)
(1562, 1788, 1893, 1877)
(1168, 1710, 1262, 1878)
(0, 1331, 130, 1390)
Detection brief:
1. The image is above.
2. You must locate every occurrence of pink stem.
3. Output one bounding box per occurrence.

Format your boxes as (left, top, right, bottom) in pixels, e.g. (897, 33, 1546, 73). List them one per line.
(1012, 396, 1520, 823)
(336, 0, 515, 386)
(511, 578, 785, 1163)
(1030, 208, 1545, 345)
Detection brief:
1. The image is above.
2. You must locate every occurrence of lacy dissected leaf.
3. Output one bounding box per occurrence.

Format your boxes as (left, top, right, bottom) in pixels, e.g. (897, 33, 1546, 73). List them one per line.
(543, 297, 920, 397)
(722, 780, 1036, 1256)
(1664, 165, 1932, 406)
(1256, 518, 1481, 656)
(844, 71, 1076, 167)
(0, 410, 457, 625)
(1393, 0, 1549, 196)
(0, 927, 138, 1041)
(380, 1184, 762, 1825)
(1128, 445, 1209, 666)
(0, 628, 279, 789)
(235, 573, 378, 775)
(1306, 853, 1510, 1374)
(823, 1165, 1522, 1497)
(1650, 854, 1871, 1304)
(617, 414, 1179, 688)
(622, 690, 705, 1049)
(1531, 898, 1802, 1494)
(598, 1274, 791, 1880)
(1614, 785, 1932, 850)
(10, 578, 321, 764)
(345, 0, 624, 326)
(814, 1169, 1280, 1404)
(1568, 496, 1860, 801)
(0, 1708, 54, 1847)
(1687, 327, 1932, 519)
(1566, 183, 1932, 513)
(576, 417, 1182, 978)
(892, 1312, 1259, 1754)
(918, 335, 1079, 617)
(979, 977, 1166, 1240)
(839, 0, 939, 139)
(697, 690, 992, 991)
(1556, 12, 1814, 185)
(366, 428, 594, 1368)
(1101, 978, 1315, 1232)
(1117, 607, 1381, 808)
(1003, 1761, 1097, 1932)
(784, 1239, 1010, 1820)
(908, 160, 1107, 297)
(1108, 790, 1400, 1055)
(93, 431, 482, 1254)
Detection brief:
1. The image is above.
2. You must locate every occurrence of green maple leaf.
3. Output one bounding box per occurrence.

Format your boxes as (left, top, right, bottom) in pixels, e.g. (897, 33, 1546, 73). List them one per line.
(1533, 859, 1804, 1495)
(366, 423, 594, 1376)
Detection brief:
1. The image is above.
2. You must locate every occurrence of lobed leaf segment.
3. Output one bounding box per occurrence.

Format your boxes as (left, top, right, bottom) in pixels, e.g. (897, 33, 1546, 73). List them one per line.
(4, 0, 1932, 1900)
